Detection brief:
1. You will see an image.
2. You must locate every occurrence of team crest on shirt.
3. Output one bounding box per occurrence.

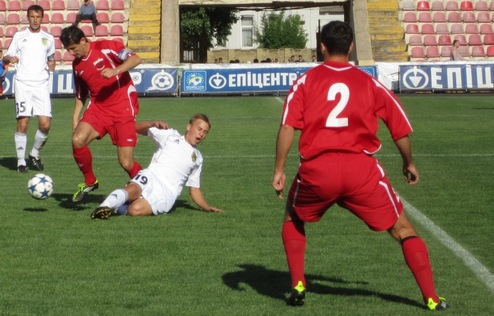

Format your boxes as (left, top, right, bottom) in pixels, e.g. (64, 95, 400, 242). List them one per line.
(191, 151, 197, 163)
(93, 58, 105, 70)
(42, 38, 49, 46)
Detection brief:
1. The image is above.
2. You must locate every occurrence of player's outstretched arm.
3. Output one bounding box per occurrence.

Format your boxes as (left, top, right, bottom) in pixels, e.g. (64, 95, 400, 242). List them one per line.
(135, 121, 169, 135)
(394, 135, 419, 185)
(189, 187, 223, 213)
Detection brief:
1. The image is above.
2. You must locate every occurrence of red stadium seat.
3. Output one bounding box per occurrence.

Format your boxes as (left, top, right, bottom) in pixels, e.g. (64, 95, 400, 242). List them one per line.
(418, 12, 433, 22)
(52, 0, 66, 10)
(51, 13, 64, 24)
(445, 1, 459, 11)
(66, 12, 77, 24)
(468, 34, 483, 46)
(7, 0, 21, 11)
(96, 0, 110, 10)
(405, 24, 419, 35)
(403, 12, 417, 22)
(471, 46, 485, 58)
(22, 0, 35, 10)
(63, 51, 75, 63)
(432, 11, 447, 22)
(460, 1, 474, 11)
(97, 12, 109, 23)
(110, 25, 124, 36)
(111, 0, 125, 10)
(3, 39, 12, 50)
(440, 46, 452, 58)
(438, 35, 452, 46)
(408, 34, 423, 46)
(38, 0, 50, 10)
(421, 24, 435, 34)
(5, 26, 18, 38)
(416, 1, 430, 11)
(54, 38, 62, 49)
(465, 23, 479, 34)
(95, 25, 109, 37)
(486, 46, 494, 57)
(459, 45, 470, 57)
(447, 12, 462, 22)
(490, 2, 494, 11)
(426, 46, 441, 60)
(54, 51, 62, 62)
(450, 24, 465, 34)
(475, 0, 489, 11)
(410, 46, 426, 60)
(453, 34, 467, 46)
(111, 12, 125, 23)
(51, 26, 63, 37)
(42, 13, 49, 24)
(462, 12, 476, 23)
(479, 24, 494, 34)
(0, 40, 3, 50)
(0, 27, 3, 37)
(0, 0, 5, 11)
(435, 23, 449, 34)
(431, 1, 444, 11)
(81, 25, 93, 37)
(477, 12, 491, 23)
(483, 34, 494, 45)
(401, 0, 416, 11)
(7, 14, 20, 25)
(0, 13, 4, 24)
(424, 35, 438, 46)
(67, 0, 80, 10)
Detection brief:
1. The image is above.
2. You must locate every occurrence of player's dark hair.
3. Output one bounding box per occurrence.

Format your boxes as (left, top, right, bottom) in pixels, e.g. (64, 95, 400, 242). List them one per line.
(60, 25, 87, 48)
(190, 113, 211, 128)
(27, 5, 44, 17)
(320, 21, 354, 56)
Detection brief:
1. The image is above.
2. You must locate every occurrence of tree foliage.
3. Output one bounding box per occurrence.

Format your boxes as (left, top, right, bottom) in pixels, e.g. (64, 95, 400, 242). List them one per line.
(256, 11, 308, 49)
(180, 7, 238, 50)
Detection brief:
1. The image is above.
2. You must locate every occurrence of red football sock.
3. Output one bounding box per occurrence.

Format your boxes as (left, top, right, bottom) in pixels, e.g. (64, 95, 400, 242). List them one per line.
(127, 161, 142, 178)
(282, 220, 306, 288)
(402, 236, 439, 303)
(73, 146, 97, 185)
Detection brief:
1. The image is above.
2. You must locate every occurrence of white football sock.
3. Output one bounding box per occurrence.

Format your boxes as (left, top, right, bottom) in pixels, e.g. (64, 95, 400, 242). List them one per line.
(100, 189, 128, 209)
(15, 132, 27, 166)
(30, 129, 49, 158)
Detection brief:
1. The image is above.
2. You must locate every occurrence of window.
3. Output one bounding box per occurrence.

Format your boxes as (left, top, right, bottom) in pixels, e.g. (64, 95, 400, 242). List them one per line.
(241, 16, 254, 47)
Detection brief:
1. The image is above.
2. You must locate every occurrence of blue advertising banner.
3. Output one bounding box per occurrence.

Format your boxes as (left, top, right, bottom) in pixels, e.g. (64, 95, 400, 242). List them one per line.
(399, 64, 494, 91)
(1, 66, 178, 96)
(181, 65, 378, 94)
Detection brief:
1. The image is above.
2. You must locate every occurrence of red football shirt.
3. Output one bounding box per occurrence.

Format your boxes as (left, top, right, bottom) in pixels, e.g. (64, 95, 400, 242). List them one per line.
(282, 61, 413, 160)
(72, 40, 139, 117)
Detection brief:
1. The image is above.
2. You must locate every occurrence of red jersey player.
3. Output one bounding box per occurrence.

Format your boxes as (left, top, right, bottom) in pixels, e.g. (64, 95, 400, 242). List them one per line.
(272, 21, 449, 311)
(60, 26, 164, 202)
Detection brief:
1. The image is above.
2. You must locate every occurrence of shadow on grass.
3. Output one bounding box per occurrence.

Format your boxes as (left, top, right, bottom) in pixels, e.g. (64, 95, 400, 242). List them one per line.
(222, 263, 424, 309)
(51, 193, 107, 211)
(23, 207, 49, 212)
(0, 157, 19, 171)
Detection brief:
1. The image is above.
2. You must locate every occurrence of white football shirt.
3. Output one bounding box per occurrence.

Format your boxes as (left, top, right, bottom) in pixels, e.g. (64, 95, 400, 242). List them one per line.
(146, 127, 203, 198)
(5, 28, 55, 85)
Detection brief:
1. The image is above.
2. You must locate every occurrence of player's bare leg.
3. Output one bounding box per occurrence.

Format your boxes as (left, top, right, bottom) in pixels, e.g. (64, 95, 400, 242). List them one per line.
(117, 146, 142, 178)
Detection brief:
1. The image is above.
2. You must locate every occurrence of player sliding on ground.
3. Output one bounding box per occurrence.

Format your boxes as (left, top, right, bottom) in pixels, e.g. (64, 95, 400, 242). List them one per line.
(91, 113, 223, 219)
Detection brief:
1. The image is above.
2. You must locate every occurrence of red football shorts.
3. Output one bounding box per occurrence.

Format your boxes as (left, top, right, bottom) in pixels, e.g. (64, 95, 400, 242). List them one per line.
(288, 152, 403, 231)
(80, 110, 138, 147)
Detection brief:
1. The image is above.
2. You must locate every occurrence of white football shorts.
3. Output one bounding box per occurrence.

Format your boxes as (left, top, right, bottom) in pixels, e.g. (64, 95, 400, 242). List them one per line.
(130, 168, 177, 215)
(14, 79, 52, 118)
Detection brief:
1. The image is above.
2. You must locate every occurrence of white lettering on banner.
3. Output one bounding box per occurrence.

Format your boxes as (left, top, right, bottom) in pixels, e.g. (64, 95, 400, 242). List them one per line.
(228, 72, 299, 88)
(475, 66, 494, 88)
(57, 73, 74, 93)
(446, 67, 463, 89)
(431, 67, 444, 89)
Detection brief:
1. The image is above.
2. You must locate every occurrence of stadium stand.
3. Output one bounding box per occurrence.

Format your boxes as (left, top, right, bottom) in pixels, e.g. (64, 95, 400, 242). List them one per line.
(7, 0, 21, 11)
(418, 11, 433, 22)
(401, 0, 416, 11)
(403, 11, 418, 22)
(477, 11, 491, 23)
(468, 34, 483, 46)
(96, 0, 110, 10)
(438, 34, 452, 46)
(471, 45, 486, 58)
(433, 11, 447, 22)
(67, 0, 80, 10)
(52, 0, 66, 10)
(445, 1, 460, 11)
(462, 11, 476, 23)
(465, 23, 479, 34)
(97, 12, 110, 24)
(408, 34, 423, 46)
(424, 35, 438, 46)
(421, 23, 435, 35)
(447, 11, 462, 22)
(475, 1, 489, 11)
(426, 46, 441, 60)
(110, 25, 124, 36)
(480, 24, 494, 34)
(38, 0, 50, 10)
(0, 0, 5, 11)
(0, 13, 4, 25)
(435, 23, 450, 34)
(22, 0, 35, 10)
(410, 46, 426, 60)
(51, 13, 65, 24)
(417, 1, 430, 11)
(111, 12, 125, 23)
(460, 1, 474, 11)
(95, 25, 109, 37)
(440, 45, 452, 59)
(51, 26, 63, 38)
(7, 13, 20, 25)
(112, 0, 125, 10)
(431, 1, 445, 11)
(484, 34, 494, 45)
(486, 45, 494, 58)
(63, 51, 75, 63)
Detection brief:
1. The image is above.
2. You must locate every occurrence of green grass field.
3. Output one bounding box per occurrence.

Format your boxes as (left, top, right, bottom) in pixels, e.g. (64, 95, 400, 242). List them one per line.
(0, 94, 493, 315)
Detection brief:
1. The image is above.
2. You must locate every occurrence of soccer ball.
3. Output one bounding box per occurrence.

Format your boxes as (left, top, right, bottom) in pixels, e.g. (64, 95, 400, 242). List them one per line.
(27, 173, 54, 200)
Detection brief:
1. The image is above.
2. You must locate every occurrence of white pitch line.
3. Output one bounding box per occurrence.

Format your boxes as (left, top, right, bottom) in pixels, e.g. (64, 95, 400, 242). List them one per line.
(402, 198, 494, 293)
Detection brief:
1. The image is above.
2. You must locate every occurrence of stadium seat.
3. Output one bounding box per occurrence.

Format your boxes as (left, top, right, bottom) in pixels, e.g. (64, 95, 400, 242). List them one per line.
(416, 1, 430, 11)
(424, 35, 438, 46)
(462, 11, 476, 23)
(471, 46, 485, 58)
(400, 0, 416, 11)
(81, 25, 93, 37)
(110, 25, 124, 36)
(0, 0, 5, 11)
(453, 34, 467, 46)
(404, 23, 418, 35)
(445, 1, 459, 11)
(52, 0, 66, 10)
(418, 12, 433, 22)
(408, 34, 423, 46)
(51, 26, 63, 37)
(7, 13, 20, 25)
(475, 0, 489, 11)
(3, 39, 12, 50)
(66, 12, 77, 24)
(54, 51, 62, 62)
(54, 38, 62, 49)
(447, 12, 462, 22)
(42, 13, 49, 24)
(459, 45, 470, 57)
(477, 12, 491, 23)
(468, 34, 483, 45)
(490, 1, 494, 11)
(410, 46, 426, 60)
(450, 23, 465, 34)
(432, 11, 447, 22)
(426, 46, 441, 60)
(5, 26, 18, 38)
(435, 23, 449, 34)
(486, 46, 494, 57)
(440, 45, 452, 59)
(22, 0, 35, 10)
(0, 13, 4, 24)
(438, 34, 452, 46)
(67, 0, 80, 10)
(7, 0, 21, 11)
(114, 37, 124, 44)
(96, 0, 110, 10)
(0, 40, 3, 50)
(421, 24, 435, 34)
(51, 13, 64, 24)
(483, 34, 494, 45)
(111, 12, 125, 23)
(431, 1, 445, 11)
(63, 51, 75, 63)
(95, 25, 109, 37)
(465, 23, 479, 34)
(403, 12, 417, 22)
(111, 0, 125, 10)
(460, 1, 474, 11)
(38, 0, 50, 10)
(0, 27, 3, 37)
(479, 24, 494, 34)
(97, 12, 110, 24)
